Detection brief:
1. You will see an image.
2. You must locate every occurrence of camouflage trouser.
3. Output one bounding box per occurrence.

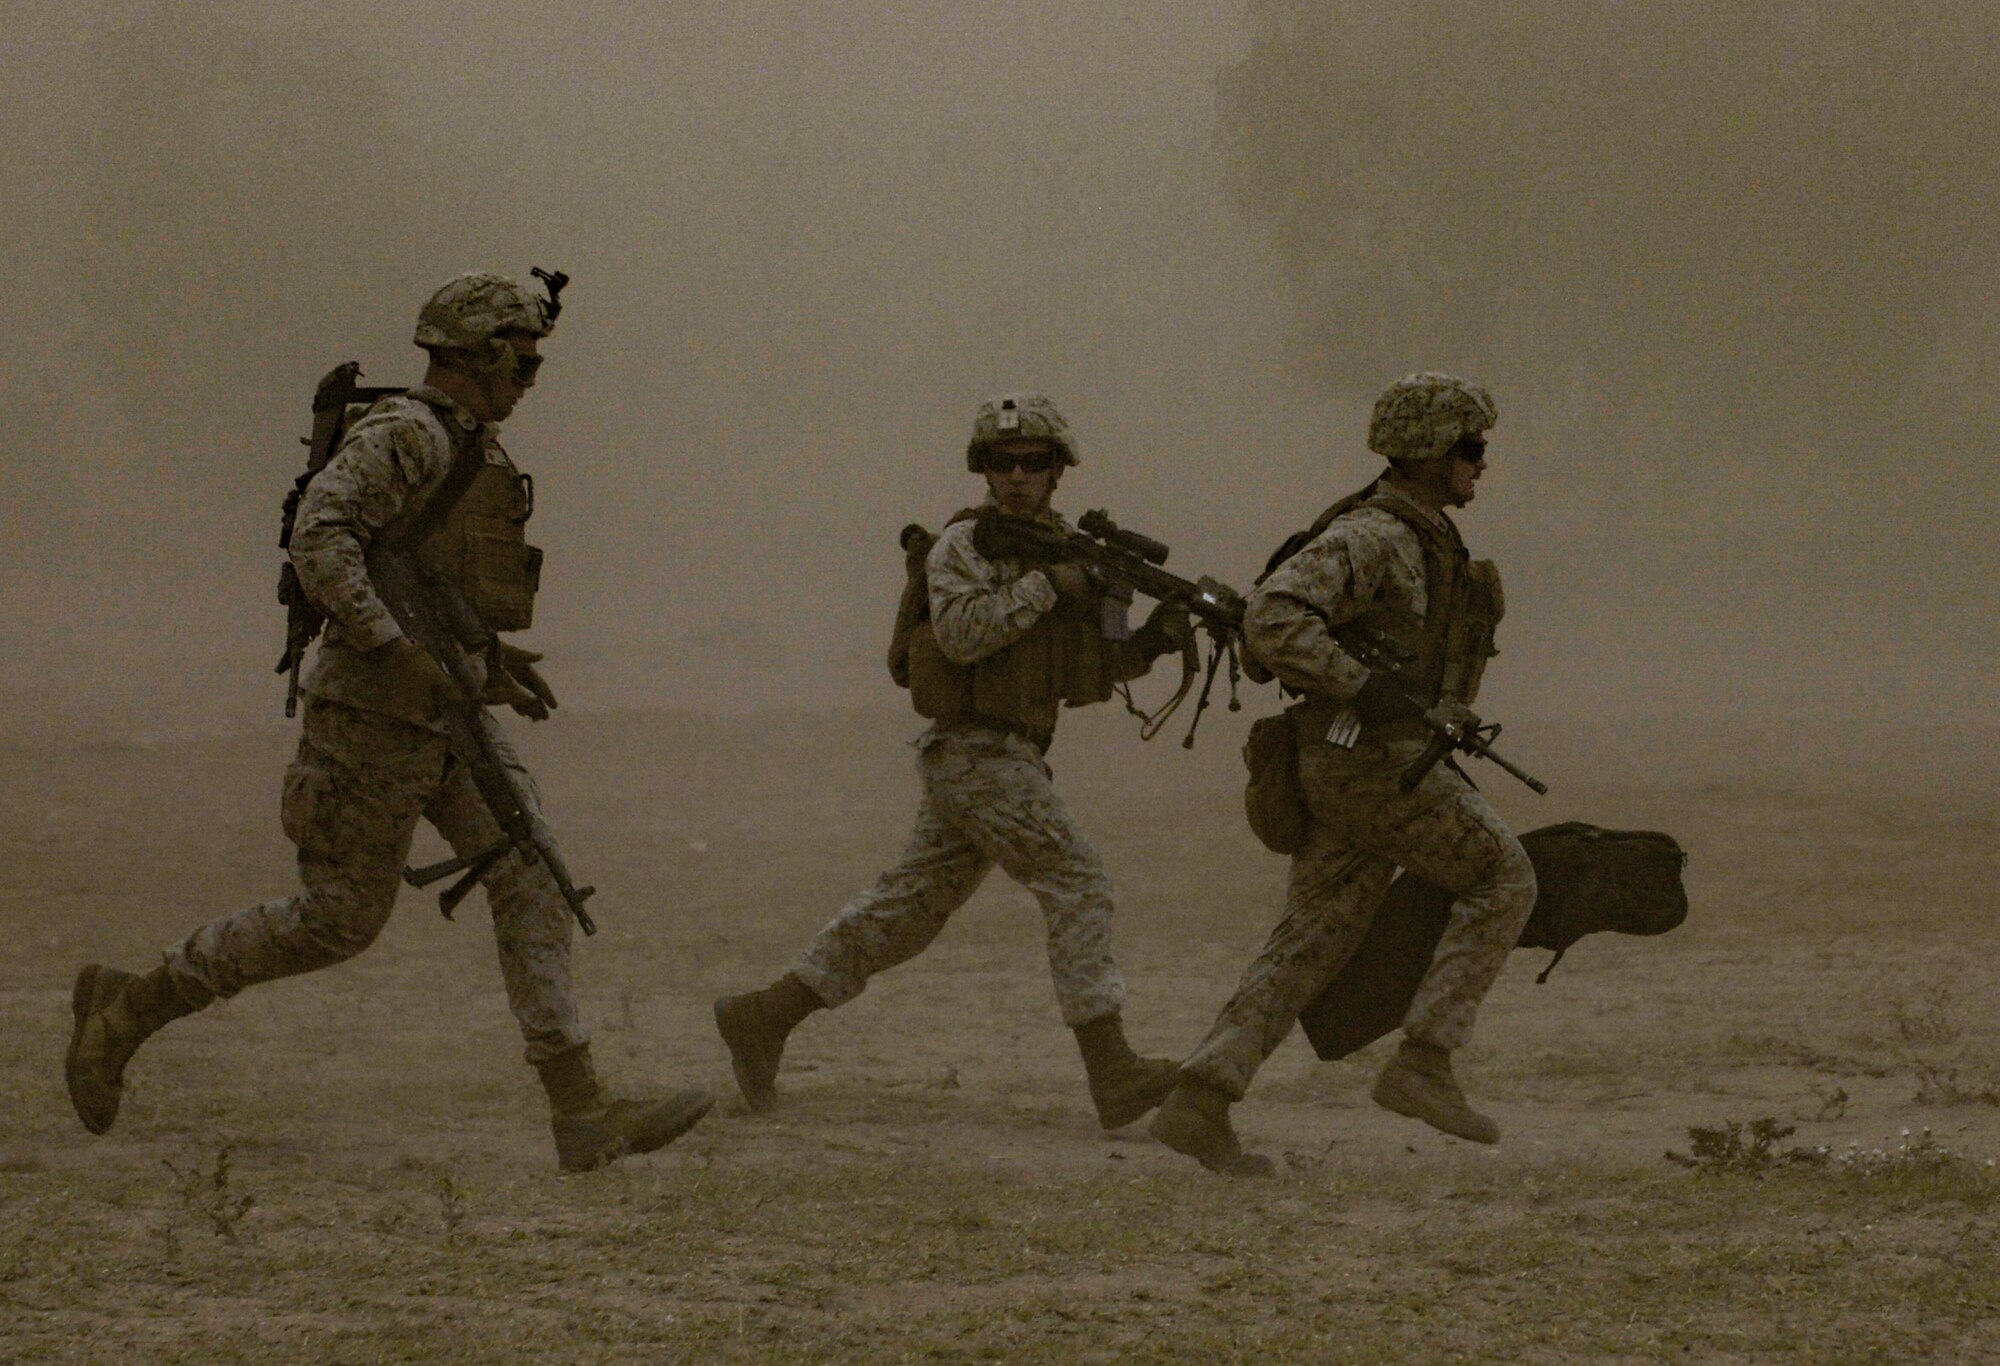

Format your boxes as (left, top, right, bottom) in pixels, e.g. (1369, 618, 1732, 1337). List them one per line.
(1182, 733, 1536, 1098)
(164, 698, 586, 1063)
(792, 724, 1125, 1028)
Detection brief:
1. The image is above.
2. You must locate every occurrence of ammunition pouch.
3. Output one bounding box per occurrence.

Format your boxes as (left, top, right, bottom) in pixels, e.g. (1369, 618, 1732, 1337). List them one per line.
(1442, 558, 1503, 706)
(906, 621, 976, 720)
(436, 462, 541, 632)
(1242, 706, 1309, 856)
(906, 608, 1142, 738)
(892, 508, 1152, 737)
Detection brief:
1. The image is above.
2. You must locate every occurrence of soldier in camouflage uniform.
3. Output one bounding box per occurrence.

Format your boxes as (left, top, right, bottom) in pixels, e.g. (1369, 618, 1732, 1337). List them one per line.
(1151, 373, 1538, 1176)
(64, 273, 712, 1171)
(714, 393, 1192, 1130)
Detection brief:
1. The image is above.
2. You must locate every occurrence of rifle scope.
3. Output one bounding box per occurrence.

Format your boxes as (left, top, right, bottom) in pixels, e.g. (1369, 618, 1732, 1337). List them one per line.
(1078, 510, 1170, 566)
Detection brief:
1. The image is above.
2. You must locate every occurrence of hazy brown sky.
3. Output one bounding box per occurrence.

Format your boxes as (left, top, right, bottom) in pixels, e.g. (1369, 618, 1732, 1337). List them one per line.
(5, 1, 1995, 786)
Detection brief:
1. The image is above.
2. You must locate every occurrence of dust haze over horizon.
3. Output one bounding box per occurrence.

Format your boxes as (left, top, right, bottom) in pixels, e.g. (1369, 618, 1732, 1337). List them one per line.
(5, 1, 1995, 789)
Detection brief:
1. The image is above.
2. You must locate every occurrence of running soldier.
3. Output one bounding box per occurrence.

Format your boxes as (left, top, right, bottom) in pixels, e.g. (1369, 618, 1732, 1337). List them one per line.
(64, 272, 712, 1171)
(1151, 373, 1538, 1175)
(714, 393, 1191, 1129)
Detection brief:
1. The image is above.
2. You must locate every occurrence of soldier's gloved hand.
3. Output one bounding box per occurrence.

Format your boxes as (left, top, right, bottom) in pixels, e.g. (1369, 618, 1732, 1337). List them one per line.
(379, 635, 477, 707)
(487, 641, 559, 721)
(1135, 600, 1195, 659)
(1044, 563, 1093, 600)
(1350, 667, 1423, 724)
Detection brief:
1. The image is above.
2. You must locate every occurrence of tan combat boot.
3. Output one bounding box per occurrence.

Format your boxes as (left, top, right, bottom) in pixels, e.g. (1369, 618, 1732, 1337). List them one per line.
(1148, 1076, 1276, 1178)
(534, 1045, 713, 1172)
(713, 973, 823, 1111)
(1073, 1013, 1180, 1130)
(66, 964, 200, 1135)
(1371, 1037, 1500, 1144)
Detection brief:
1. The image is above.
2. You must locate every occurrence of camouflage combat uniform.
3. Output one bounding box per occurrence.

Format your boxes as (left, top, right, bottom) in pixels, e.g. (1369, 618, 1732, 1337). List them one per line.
(1179, 481, 1537, 1099)
(794, 514, 1124, 1027)
(163, 388, 585, 1062)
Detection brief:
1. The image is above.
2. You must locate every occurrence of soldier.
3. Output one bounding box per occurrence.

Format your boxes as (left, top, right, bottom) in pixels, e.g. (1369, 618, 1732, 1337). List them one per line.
(1151, 373, 1538, 1176)
(64, 272, 712, 1171)
(714, 393, 1191, 1130)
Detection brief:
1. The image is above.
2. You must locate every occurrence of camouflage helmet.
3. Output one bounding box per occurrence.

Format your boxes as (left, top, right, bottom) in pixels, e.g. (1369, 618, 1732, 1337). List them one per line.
(413, 272, 556, 352)
(965, 392, 1080, 472)
(1366, 372, 1497, 464)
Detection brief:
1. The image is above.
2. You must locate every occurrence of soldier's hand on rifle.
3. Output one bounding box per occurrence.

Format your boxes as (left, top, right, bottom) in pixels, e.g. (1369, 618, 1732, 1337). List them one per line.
(1136, 599, 1195, 659)
(1350, 667, 1424, 724)
(1044, 562, 1093, 600)
(487, 641, 559, 721)
(379, 634, 480, 707)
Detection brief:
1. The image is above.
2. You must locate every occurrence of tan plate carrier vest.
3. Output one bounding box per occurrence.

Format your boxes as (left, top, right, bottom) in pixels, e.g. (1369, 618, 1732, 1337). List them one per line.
(1245, 482, 1503, 713)
(435, 456, 540, 632)
(394, 392, 542, 635)
(889, 510, 1153, 746)
(1240, 484, 1504, 855)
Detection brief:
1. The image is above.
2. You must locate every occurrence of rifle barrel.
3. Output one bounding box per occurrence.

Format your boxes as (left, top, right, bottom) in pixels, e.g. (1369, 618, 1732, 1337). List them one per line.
(370, 548, 600, 935)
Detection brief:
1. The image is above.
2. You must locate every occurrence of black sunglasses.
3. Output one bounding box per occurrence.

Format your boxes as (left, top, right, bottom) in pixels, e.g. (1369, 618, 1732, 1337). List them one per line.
(979, 448, 1057, 474)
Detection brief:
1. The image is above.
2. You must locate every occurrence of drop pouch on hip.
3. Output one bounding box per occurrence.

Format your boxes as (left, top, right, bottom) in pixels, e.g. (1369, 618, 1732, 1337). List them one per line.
(1243, 708, 1308, 855)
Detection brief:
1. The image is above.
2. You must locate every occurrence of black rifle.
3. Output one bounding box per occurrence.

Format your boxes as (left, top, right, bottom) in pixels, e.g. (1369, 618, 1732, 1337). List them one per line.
(367, 546, 599, 935)
(1322, 628, 1548, 796)
(276, 362, 402, 716)
(975, 508, 1248, 746)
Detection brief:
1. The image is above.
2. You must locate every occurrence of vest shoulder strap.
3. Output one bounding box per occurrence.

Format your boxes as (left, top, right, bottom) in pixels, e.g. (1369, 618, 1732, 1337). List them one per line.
(1354, 489, 1465, 636)
(1255, 478, 1381, 586)
(383, 393, 489, 550)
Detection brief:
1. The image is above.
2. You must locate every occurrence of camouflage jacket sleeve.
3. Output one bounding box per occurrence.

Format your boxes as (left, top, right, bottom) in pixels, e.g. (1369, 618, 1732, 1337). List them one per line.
(289, 396, 457, 651)
(926, 517, 1060, 665)
(1242, 507, 1428, 701)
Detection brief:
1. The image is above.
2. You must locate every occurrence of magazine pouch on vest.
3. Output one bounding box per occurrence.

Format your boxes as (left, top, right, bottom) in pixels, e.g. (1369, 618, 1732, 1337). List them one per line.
(892, 510, 1127, 733)
(434, 458, 540, 632)
(907, 626, 974, 719)
(1051, 599, 1125, 707)
(1442, 558, 1503, 706)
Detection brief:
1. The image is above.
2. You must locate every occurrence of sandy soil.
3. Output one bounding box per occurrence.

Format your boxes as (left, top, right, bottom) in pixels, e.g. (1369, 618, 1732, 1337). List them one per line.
(2, 704, 1995, 1360)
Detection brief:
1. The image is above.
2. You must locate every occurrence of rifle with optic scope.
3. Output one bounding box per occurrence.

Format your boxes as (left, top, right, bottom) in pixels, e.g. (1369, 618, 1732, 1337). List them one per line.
(973, 508, 1248, 747)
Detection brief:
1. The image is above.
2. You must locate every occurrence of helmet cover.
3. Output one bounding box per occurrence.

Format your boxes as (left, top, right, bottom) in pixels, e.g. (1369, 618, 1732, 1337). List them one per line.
(965, 392, 1080, 472)
(1366, 372, 1497, 463)
(414, 272, 556, 352)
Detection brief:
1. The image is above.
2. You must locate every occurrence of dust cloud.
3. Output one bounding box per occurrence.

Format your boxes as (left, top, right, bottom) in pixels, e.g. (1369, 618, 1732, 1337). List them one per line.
(4, 1, 1992, 789)
(1219, 1, 2000, 784)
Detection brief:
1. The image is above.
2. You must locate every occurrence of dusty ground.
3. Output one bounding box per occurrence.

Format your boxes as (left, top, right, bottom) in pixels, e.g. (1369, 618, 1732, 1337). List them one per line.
(3, 704, 1996, 1362)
